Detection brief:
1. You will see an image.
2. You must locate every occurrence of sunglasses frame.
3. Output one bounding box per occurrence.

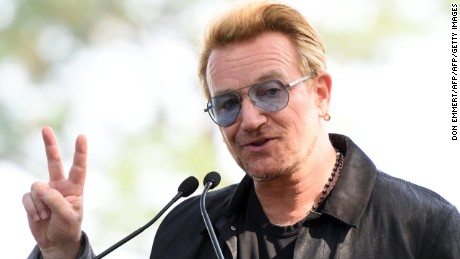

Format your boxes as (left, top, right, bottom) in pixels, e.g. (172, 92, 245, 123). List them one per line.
(204, 75, 311, 127)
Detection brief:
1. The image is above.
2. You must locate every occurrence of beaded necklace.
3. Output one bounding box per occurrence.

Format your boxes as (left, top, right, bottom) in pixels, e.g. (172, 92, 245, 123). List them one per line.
(311, 149, 344, 212)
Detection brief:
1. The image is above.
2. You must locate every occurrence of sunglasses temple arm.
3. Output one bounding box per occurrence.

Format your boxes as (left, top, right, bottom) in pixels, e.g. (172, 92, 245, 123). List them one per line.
(287, 75, 311, 87)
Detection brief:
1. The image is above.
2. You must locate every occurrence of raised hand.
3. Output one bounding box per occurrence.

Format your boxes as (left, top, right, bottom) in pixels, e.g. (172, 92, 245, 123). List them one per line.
(22, 127, 88, 258)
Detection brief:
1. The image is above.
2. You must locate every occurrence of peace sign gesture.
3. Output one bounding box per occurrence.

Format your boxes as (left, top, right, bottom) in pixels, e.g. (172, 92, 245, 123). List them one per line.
(22, 127, 87, 258)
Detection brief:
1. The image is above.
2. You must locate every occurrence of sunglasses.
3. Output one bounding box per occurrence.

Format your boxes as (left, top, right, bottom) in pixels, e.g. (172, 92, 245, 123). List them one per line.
(204, 75, 311, 127)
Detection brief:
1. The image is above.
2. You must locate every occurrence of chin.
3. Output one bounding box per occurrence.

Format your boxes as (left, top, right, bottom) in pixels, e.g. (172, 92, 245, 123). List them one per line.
(245, 167, 288, 182)
(250, 173, 281, 182)
(244, 160, 298, 182)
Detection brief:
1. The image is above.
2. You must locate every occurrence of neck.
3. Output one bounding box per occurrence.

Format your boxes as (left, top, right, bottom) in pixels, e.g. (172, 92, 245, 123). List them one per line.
(253, 136, 337, 226)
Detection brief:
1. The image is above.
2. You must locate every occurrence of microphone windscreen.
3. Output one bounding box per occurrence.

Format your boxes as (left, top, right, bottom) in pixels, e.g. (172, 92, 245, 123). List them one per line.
(178, 176, 199, 197)
(204, 171, 221, 189)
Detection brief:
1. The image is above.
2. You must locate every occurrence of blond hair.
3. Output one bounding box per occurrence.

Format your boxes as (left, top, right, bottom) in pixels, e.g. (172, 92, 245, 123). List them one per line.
(198, 1, 327, 100)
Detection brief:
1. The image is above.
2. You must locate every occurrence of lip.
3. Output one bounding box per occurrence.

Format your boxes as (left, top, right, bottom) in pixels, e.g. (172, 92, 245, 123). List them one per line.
(241, 137, 275, 152)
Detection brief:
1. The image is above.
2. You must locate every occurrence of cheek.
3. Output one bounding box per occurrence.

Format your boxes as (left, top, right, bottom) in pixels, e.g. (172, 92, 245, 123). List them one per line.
(294, 88, 322, 119)
(220, 127, 244, 167)
(220, 127, 237, 148)
(289, 94, 320, 121)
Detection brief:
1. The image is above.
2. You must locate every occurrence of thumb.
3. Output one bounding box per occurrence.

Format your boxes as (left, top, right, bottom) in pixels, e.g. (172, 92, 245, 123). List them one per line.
(38, 186, 77, 220)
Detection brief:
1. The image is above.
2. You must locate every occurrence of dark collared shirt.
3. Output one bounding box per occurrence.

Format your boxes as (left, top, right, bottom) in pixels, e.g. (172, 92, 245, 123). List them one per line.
(150, 134, 460, 258)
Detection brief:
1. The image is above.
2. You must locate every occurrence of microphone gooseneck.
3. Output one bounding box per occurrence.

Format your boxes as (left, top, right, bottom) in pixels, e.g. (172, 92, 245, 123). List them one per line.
(95, 176, 199, 259)
(200, 171, 224, 259)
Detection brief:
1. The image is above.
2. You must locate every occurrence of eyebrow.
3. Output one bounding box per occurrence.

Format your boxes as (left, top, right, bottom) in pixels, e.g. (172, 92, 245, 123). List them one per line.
(211, 72, 281, 97)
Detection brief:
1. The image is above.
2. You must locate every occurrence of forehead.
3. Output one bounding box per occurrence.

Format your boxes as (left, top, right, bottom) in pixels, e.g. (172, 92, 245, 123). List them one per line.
(206, 32, 300, 96)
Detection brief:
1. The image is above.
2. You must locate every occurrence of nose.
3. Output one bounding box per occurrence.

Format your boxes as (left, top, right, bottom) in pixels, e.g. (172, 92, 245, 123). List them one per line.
(238, 96, 267, 131)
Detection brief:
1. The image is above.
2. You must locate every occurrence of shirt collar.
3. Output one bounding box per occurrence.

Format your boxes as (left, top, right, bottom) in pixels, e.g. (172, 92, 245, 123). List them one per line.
(321, 133, 377, 227)
(224, 134, 377, 228)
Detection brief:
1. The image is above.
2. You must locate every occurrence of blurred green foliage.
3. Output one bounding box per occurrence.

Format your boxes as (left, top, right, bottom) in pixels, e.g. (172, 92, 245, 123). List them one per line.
(0, 0, 225, 248)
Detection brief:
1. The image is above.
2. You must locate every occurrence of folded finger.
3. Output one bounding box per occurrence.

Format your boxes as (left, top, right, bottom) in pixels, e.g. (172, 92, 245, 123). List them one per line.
(26, 182, 51, 221)
(37, 183, 80, 222)
(22, 192, 41, 222)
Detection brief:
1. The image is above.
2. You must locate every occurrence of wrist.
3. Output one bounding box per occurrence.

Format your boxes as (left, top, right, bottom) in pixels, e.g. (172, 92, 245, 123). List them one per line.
(41, 235, 82, 259)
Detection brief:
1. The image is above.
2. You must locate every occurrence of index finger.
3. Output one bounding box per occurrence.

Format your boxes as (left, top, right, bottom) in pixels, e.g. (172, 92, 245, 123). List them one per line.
(42, 127, 65, 182)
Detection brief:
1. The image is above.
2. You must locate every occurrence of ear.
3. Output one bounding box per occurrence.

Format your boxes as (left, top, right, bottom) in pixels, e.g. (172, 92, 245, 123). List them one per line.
(313, 72, 332, 116)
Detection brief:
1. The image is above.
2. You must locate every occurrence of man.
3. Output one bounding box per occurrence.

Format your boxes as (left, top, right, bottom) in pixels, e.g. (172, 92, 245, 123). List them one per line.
(23, 1, 460, 258)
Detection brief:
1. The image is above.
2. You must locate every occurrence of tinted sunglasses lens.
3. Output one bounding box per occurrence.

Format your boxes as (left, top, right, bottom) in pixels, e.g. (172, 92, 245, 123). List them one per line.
(249, 80, 289, 111)
(208, 93, 241, 127)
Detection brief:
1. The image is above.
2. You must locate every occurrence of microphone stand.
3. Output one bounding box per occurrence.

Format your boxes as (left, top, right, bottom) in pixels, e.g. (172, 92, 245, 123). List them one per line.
(200, 181, 225, 259)
(95, 176, 199, 259)
(95, 192, 183, 258)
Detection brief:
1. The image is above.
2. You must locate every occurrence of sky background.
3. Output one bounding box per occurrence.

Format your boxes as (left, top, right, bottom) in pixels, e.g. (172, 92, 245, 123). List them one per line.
(1, 0, 458, 258)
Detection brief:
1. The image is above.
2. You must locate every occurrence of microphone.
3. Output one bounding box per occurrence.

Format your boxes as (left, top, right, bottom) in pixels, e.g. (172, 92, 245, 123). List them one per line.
(95, 176, 199, 259)
(200, 171, 224, 259)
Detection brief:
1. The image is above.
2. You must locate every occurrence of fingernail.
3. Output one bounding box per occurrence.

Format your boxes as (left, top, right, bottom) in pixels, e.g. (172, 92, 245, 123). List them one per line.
(37, 186, 49, 197)
(40, 210, 49, 220)
(33, 214, 40, 222)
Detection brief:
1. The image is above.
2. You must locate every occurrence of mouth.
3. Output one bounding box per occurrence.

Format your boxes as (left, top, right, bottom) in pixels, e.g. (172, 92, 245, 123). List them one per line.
(248, 138, 270, 146)
(242, 137, 274, 149)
